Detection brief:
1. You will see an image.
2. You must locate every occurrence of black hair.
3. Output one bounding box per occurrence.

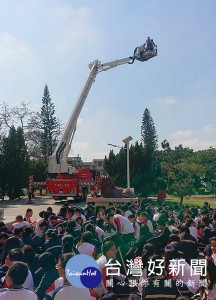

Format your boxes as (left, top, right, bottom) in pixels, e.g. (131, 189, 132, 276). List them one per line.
(142, 243, 155, 268)
(22, 245, 35, 263)
(209, 236, 216, 243)
(74, 208, 80, 212)
(186, 218, 194, 227)
(128, 214, 135, 219)
(202, 217, 210, 226)
(43, 211, 52, 221)
(7, 262, 28, 285)
(67, 208, 74, 215)
(0, 232, 8, 240)
(206, 259, 216, 290)
(8, 248, 24, 262)
(39, 220, 49, 228)
(80, 231, 93, 243)
(39, 211, 45, 218)
(2, 236, 22, 264)
(45, 229, 60, 242)
(85, 223, 94, 234)
(179, 226, 190, 234)
(105, 208, 111, 215)
(0, 222, 6, 228)
(67, 220, 76, 229)
(39, 252, 56, 270)
(62, 235, 74, 254)
(107, 213, 114, 221)
(102, 241, 115, 255)
(59, 253, 74, 270)
(96, 218, 104, 229)
(23, 227, 34, 237)
(168, 234, 180, 243)
(13, 227, 24, 236)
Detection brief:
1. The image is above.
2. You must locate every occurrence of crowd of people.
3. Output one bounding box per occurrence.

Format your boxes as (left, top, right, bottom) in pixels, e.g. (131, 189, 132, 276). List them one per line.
(0, 198, 216, 300)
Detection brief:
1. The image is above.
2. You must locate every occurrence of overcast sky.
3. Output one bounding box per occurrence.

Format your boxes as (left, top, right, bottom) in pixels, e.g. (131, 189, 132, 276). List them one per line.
(0, 0, 215, 161)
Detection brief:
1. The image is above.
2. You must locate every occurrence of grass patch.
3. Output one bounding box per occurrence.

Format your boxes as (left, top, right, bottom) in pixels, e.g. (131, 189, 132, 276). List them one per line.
(161, 195, 216, 208)
(148, 195, 216, 208)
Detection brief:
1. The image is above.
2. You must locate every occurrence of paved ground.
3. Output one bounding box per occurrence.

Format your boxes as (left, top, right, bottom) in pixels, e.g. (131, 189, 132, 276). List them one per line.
(0, 196, 86, 225)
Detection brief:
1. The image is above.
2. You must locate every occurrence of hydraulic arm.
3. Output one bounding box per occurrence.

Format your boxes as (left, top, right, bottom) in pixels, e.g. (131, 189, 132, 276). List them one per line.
(48, 39, 157, 174)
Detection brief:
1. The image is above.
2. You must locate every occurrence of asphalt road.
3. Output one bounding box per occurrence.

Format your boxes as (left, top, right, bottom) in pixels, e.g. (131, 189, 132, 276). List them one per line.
(0, 195, 86, 225)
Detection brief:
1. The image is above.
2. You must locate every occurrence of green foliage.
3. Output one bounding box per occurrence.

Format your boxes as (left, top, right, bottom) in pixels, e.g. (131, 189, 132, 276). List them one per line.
(104, 142, 160, 195)
(0, 126, 30, 199)
(160, 140, 205, 205)
(141, 108, 158, 150)
(29, 160, 47, 182)
(192, 148, 216, 196)
(40, 84, 59, 164)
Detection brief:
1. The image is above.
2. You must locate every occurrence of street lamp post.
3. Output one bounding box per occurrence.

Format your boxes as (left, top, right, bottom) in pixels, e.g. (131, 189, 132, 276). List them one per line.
(122, 136, 133, 189)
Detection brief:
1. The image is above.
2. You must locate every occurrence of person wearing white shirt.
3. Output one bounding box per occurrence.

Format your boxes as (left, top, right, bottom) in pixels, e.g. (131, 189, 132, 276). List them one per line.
(120, 206, 132, 219)
(11, 215, 30, 232)
(114, 214, 134, 243)
(0, 262, 37, 300)
(187, 219, 198, 240)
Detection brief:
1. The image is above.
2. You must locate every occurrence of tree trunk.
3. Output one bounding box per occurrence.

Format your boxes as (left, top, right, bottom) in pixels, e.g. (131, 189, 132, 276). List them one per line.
(180, 193, 184, 206)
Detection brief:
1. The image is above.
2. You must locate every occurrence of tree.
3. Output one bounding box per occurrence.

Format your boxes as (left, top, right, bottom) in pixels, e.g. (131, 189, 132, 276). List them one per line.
(193, 147, 216, 196)
(0, 101, 43, 160)
(1, 126, 30, 199)
(141, 108, 158, 150)
(161, 140, 204, 206)
(40, 84, 60, 165)
(104, 142, 160, 196)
